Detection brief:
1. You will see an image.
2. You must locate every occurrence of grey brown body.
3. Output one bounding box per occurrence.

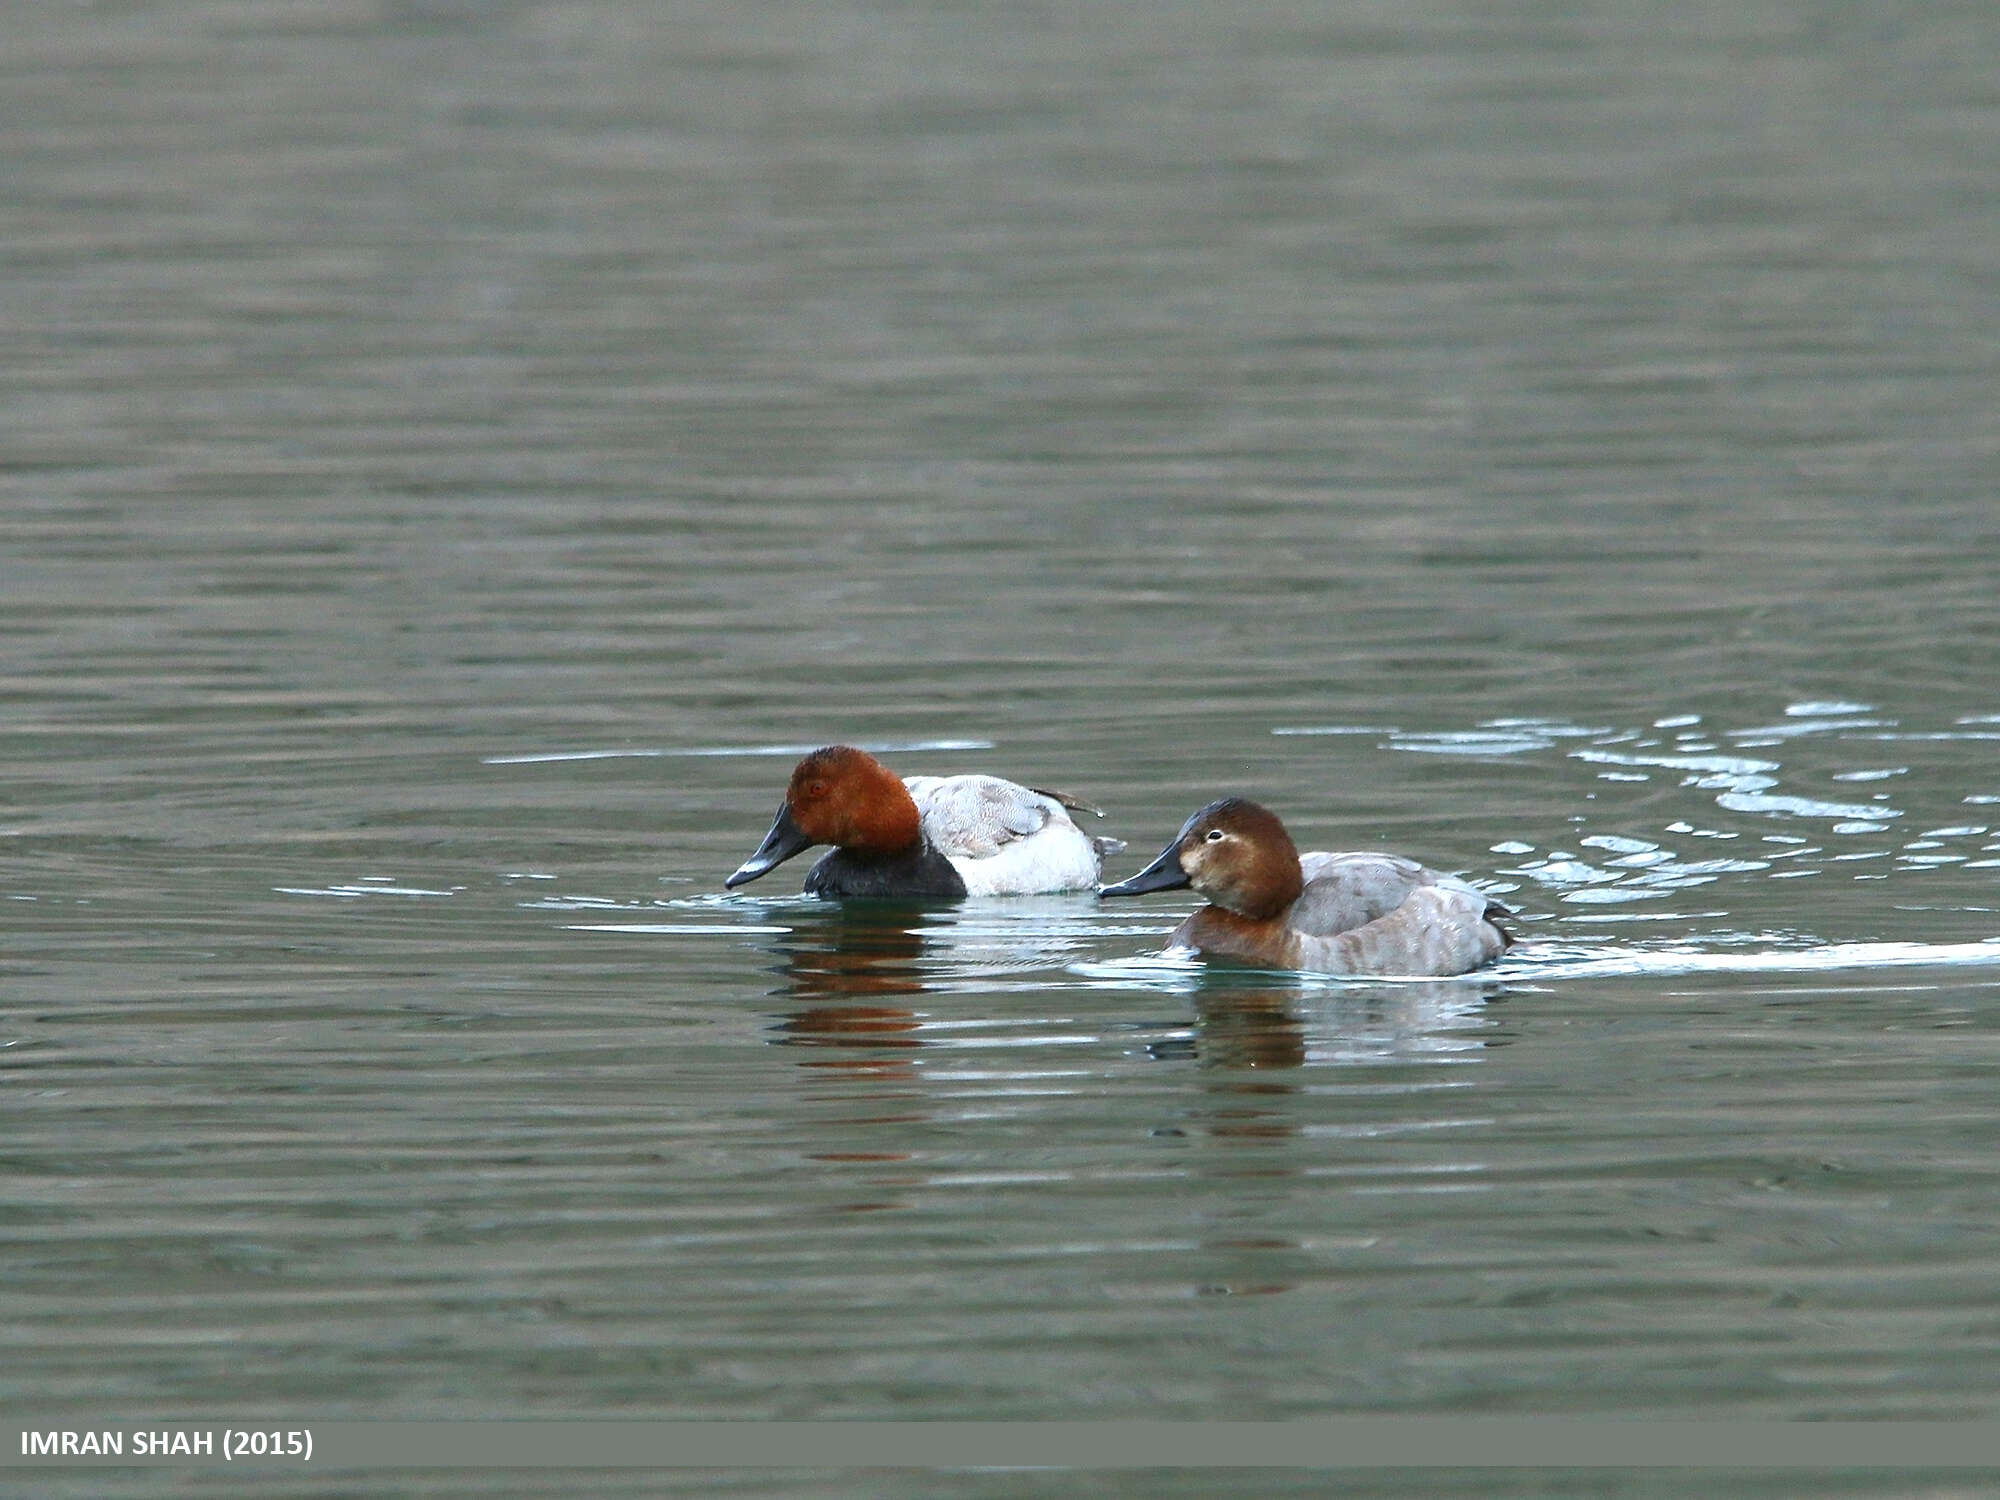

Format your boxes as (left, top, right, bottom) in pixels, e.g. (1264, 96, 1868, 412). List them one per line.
(1099, 798, 1511, 978)
(1177, 852, 1510, 976)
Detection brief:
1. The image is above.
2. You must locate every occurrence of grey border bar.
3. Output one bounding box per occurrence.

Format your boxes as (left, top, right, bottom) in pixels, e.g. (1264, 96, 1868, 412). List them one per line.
(8, 1422, 2000, 1469)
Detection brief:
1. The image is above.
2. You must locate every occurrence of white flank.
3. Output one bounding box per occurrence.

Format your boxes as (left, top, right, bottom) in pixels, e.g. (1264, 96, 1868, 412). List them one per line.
(903, 773, 1106, 895)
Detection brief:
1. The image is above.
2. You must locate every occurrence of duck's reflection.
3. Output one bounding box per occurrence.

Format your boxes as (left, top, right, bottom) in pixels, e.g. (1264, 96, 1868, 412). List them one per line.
(1154, 975, 1506, 1070)
(771, 903, 930, 1002)
(749, 910, 1512, 1294)
(1175, 978, 1504, 1149)
(762, 895, 1107, 1051)
(765, 903, 933, 1073)
(1171, 976, 1507, 1296)
(1178, 984, 1309, 1153)
(1189, 983, 1308, 1071)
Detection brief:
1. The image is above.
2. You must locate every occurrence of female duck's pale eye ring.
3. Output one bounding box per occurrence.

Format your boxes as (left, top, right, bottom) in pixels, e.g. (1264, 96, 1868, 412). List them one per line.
(1205, 829, 1225, 842)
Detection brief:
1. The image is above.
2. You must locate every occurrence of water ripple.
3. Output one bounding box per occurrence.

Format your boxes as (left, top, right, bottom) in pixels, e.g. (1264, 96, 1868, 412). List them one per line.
(1500, 939, 2000, 982)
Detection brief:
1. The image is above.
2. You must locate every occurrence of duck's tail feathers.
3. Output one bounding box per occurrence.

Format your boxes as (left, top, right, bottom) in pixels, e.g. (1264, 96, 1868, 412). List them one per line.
(1032, 786, 1106, 818)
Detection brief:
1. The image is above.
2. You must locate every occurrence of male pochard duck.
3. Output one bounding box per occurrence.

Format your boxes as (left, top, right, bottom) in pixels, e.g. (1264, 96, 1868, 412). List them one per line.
(1099, 797, 1511, 976)
(725, 745, 1121, 899)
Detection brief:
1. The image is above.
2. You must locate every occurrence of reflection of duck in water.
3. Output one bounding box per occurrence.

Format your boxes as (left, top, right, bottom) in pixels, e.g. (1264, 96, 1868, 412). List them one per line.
(766, 904, 927, 1057)
(1101, 798, 1511, 977)
(1155, 978, 1501, 1070)
(772, 903, 928, 1001)
(726, 745, 1121, 898)
(1188, 984, 1307, 1071)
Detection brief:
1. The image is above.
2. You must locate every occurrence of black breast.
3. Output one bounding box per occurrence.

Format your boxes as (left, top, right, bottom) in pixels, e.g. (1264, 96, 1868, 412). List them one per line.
(802, 842, 969, 900)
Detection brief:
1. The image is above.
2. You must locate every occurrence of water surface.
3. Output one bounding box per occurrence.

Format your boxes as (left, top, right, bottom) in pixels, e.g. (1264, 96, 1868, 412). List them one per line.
(6, 1, 2000, 1494)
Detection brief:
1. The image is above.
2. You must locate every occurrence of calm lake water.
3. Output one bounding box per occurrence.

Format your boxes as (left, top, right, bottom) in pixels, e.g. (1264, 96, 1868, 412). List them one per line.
(6, 1, 2000, 1496)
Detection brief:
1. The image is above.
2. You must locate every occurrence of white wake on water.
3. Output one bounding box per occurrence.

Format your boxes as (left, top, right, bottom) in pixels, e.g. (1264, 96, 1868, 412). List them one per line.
(1495, 937, 2000, 982)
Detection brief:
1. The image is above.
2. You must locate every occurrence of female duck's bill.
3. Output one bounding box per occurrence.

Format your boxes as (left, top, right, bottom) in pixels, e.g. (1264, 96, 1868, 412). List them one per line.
(1099, 796, 1512, 978)
(725, 744, 1117, 899)
(1095, 834, 1194, 896)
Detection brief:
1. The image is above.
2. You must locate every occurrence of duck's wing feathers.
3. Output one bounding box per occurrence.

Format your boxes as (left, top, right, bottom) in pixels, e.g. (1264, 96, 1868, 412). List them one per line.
(1288, 852, 1511, 975)
(903, 774, 1068, 860)
(1290, 852, 1510, 933)
(1288, 852, 1432, 936)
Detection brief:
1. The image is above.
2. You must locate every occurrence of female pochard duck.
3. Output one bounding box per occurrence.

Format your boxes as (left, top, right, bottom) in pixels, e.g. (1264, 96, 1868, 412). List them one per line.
(725, 745, 1121, 899)
(1100, 797, 1511, 977)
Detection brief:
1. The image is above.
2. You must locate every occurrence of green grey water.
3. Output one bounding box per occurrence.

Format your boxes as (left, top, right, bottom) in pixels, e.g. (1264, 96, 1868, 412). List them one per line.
(6, 1, 2000, 1495)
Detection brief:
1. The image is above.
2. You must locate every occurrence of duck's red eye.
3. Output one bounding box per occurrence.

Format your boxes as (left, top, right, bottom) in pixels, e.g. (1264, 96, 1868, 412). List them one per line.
(807, 780, 829, 799)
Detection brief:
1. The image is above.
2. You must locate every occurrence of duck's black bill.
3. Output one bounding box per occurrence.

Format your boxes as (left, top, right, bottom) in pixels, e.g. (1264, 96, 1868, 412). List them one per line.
(725, 803, 815, 888)
(1097, 842, 1191, 898)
